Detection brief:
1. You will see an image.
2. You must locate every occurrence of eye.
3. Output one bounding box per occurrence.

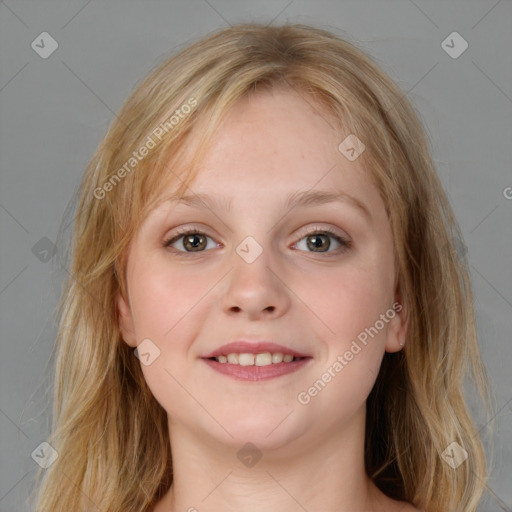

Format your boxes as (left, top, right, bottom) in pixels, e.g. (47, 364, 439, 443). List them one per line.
(163, 227, 219, 253)
(163, 225, 352, 256)
(292, 227, 351, 255)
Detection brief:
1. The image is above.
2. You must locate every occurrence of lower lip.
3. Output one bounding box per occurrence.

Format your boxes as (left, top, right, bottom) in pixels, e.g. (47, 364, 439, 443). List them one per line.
(202, 358, 312, 381)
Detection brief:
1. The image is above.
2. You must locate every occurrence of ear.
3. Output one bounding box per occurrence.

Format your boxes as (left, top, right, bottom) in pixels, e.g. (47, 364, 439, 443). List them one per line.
(384, 298, 409, 353)
(117, 292, 137, 348)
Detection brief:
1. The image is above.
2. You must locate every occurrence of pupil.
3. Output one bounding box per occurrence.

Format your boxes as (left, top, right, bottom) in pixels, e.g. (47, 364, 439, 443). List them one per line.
(308, 234, 329, 252)
(186, 234, 205, 251)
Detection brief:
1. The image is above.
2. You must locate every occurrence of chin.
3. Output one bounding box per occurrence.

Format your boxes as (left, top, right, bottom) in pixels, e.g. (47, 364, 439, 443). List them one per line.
(217, 413, 309, 451)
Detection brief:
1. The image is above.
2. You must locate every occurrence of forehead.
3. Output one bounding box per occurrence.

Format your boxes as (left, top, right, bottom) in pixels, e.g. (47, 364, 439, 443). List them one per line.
(153, 88, 379, 210)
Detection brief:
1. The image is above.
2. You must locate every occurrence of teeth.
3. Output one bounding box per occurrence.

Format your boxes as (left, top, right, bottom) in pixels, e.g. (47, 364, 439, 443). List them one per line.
(215, 352, 300, 366)
(255, 352, 271, 366)
(271, 352, 284, 363)
(227, 353, 239, 364)
(239, 353, 254, 366)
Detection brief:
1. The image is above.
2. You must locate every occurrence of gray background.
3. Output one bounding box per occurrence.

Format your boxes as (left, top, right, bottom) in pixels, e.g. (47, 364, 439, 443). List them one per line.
(0, 1, 511, 511)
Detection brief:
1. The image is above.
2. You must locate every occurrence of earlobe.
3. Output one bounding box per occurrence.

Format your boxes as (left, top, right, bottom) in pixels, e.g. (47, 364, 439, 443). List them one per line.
(117, 293, 137, 347)
(384, 299, 409, 353)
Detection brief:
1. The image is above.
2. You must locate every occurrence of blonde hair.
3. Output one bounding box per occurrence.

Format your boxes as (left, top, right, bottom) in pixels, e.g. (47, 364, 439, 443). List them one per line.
(33, 23, 491, 512)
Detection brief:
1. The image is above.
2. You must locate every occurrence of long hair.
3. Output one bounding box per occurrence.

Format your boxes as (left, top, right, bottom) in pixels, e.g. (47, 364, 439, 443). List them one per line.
(33, 23, 491, 512)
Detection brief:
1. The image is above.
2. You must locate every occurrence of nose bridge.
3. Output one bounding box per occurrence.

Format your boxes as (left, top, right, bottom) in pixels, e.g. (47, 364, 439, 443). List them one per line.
(221, 234, 289, 318)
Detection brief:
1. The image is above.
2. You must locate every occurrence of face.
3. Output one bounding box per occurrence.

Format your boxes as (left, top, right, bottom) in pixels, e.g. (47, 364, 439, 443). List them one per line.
(118, 88, 407, 453)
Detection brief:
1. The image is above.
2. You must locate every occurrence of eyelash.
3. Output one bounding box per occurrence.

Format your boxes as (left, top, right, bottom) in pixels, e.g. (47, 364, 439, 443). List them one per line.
(162, 225, 352, 257)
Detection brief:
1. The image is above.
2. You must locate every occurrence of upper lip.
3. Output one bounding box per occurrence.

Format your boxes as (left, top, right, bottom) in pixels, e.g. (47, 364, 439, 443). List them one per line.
(202, 341, 312, 359)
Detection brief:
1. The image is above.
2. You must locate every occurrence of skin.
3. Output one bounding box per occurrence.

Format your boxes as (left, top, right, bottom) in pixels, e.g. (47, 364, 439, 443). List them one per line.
(118, 88, 418, 512)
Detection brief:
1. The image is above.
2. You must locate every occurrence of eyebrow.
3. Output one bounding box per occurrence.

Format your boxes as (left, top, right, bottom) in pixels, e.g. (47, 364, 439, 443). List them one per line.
(164, 189, 371, 220)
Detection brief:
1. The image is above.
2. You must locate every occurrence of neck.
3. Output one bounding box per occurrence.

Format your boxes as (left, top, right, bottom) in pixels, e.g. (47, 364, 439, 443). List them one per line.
(154, 408, 387, 512)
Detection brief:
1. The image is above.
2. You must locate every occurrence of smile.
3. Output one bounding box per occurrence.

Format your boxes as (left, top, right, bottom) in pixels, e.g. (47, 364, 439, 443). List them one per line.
(212, 352, 301, 366)
(202, 354, 312, 381)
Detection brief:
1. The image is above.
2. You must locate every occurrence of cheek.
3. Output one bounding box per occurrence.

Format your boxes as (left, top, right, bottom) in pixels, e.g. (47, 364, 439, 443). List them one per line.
(127, 258, 211, 421)
(297, 265, 392, 418)
(128, 255, 214, 340)
(306, 256, 393, 342)
(299, 250, 394, 403)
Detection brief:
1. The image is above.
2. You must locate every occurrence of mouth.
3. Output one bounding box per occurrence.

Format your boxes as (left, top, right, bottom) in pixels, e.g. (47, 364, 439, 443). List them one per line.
(207, 352, 306, 366)
(201, 341, 313, 381)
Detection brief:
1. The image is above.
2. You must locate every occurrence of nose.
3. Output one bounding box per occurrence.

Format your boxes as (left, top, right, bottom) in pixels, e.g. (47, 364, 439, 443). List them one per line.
(221, 246, 291, 321)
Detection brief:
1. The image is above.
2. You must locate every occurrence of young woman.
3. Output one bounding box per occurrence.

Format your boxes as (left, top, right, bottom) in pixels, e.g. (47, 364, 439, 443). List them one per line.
(34, 23, 490, 512)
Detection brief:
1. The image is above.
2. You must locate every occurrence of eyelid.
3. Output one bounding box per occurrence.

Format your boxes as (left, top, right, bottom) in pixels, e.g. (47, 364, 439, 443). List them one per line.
(163, 223, 352, 254)
(163, 224, 220, 249)
(291, 224, 352, 255)
(299, 224, 350, 239)
(174, 224, 212, 237)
